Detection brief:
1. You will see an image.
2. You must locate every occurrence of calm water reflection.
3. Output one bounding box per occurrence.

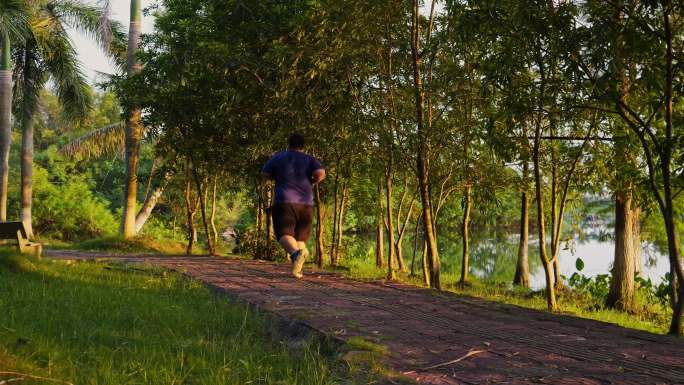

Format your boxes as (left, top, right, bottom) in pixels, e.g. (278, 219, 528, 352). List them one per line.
(346, 225, 669, 290)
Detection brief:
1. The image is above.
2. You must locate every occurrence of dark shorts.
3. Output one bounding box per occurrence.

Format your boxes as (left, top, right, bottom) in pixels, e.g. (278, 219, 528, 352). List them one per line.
(271, 203, 313, 241)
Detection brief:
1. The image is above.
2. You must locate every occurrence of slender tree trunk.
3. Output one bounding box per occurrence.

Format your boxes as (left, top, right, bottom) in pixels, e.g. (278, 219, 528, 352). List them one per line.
(330, 164, 340, 265)
(210, 176, 218, 245)
(375, 179, 385, 267)
(459, 184, 472, 284)
(135, 185, 164, 233)
(0, 34, 12, 222)
(410, 218, 420, 276)
(172, 215, 177, 240)
(661, 6, 683, 336)
(534, 118, 558, 311)
(314, 184, 325, 268)
(550, 148, 564, 290)
(383, 14, 400, 276)
(607, 190, 635, 311)
(395, 223, 408, 273)
(265, 184, 274, 243)
(20, 112, 34, 237)
(121, 0, 143, 238)
(395, 187, 413, 273)
(633, 206, 642, 277)
(255, 182, 264, 259)
(664, 199, 683, 335)
(421, 240, 429, 286)
(335, 182, 348, 265)
(184, 168, 195, 255)
(514, 179, 530, 287)
(190, 164, 214, 255)
(411, 0, 440, 289)
(386, 163, 396, 280)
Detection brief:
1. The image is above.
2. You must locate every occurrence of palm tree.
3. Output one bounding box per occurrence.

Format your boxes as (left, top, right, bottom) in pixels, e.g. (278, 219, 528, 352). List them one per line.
(13, 0, 125, 235)
(121, 0, 142, 238)
(0, 0, 29, 221)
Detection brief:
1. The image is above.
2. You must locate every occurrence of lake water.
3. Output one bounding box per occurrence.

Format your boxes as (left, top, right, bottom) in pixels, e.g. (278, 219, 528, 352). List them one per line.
(347, 223, 671, 289)
(528, 235, 669, 289)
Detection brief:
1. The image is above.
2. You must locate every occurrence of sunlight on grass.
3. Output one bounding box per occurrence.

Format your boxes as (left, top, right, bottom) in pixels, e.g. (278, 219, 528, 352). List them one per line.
(0, 251, 338, 385)
(66, 235, 189, 255)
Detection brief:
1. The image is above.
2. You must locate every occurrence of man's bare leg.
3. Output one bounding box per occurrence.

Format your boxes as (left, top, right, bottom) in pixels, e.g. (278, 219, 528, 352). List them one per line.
(278, 235, 299, 255)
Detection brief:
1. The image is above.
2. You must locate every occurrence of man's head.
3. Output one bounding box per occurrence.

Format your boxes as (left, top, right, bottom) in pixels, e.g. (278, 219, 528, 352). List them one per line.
(288, 133, 305, 150)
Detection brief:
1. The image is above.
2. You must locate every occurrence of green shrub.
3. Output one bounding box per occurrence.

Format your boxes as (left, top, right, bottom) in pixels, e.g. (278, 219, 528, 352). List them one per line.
(30, 166, 118, 240)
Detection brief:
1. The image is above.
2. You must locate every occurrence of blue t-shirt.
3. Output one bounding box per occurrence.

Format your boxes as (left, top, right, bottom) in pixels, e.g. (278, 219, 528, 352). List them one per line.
(261, 150, 323, 206)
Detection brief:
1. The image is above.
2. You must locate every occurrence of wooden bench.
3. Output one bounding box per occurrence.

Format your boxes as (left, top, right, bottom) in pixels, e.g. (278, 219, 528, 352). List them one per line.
(0, 222, 42, 257)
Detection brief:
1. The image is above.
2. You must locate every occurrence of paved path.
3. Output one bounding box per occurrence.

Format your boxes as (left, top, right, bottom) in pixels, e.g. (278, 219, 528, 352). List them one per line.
(46, 251, 684, 385)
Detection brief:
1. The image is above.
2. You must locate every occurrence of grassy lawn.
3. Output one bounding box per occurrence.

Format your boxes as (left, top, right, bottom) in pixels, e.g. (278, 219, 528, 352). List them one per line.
(44, 235, 191, 255)
(0, 251, 341, 385)
(332, 258, 672, 335)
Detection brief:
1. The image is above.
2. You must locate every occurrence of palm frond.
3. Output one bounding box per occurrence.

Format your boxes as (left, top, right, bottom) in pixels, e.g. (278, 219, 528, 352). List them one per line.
(60, 120, 124, 159)
(0, 0, 31, 43)
(49, 0, 127, 70)
(34, 17, 91, 119)
(97, 0, 111, 48)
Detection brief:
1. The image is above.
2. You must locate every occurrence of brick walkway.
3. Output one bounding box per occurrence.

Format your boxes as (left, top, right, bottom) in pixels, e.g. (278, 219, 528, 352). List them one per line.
(46, 251, 684, 385)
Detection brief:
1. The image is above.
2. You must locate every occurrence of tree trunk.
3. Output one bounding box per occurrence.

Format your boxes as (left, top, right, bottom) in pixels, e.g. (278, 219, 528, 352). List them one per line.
(410, 218, 419, 276)
(330, 164, 340, 265)
(661, 7, 683, 336)
(534, 118, 558, 311)
(210, 176, 218, 245)
(459, 184, 472, 284)
(0, 34, 12, 222)
(265, 184, 274, 243)
(134, 185, 164, 233)
(314, 184, 325, 268)
(411, 0, 440, 289)
(184, 169, 196, 255)
(550, 150, 564, 290)
(607, 190, 636, 311)
(20, 111, 34, 237)
(255, 183, 264, 259)
(386, 164, 396, 280)
(513, 187, 530, 287)
(395, 186, 413, 274)
(395, 225, 408, 273)
(190, 163, 214, 255)
(632, 205, 642, 277)
(335, 182, 348, 265)
(121, 0, 143, 238)
(421, 240, 429, 286)
(664, 203, 683, 335)
(375, 179, 385, 268)
(172, 215, 177, 240)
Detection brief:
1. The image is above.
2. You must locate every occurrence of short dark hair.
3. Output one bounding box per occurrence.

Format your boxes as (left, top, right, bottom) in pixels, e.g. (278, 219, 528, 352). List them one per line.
(288, 133, 305, 149)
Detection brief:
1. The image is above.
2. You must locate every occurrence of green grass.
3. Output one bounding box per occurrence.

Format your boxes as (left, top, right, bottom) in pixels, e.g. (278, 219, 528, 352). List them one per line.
(332, 257, 672, 335)
(53, 235, 191, 255)
(0, 251, 342, 385)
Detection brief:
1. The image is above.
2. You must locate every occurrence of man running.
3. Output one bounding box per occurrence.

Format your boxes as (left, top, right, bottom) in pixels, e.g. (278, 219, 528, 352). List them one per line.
(261, 134, 326, 278)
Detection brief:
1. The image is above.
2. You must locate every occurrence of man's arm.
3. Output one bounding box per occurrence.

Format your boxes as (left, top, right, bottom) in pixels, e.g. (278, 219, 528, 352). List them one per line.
(311, 169, 326, 185)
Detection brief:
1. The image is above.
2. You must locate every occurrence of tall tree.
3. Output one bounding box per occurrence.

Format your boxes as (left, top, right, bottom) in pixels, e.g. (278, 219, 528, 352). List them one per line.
(410, 0, 440, 289)
(14, 0, 122, 236)
(574, 0, 684, 335)
(0, 0, 28, 221)
(121, 0, 142, 238)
